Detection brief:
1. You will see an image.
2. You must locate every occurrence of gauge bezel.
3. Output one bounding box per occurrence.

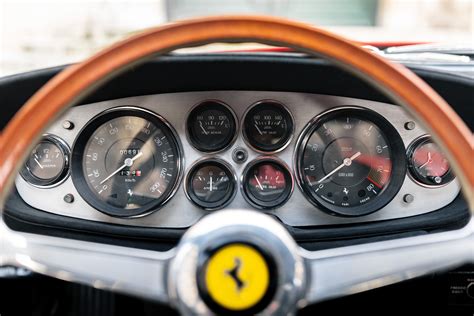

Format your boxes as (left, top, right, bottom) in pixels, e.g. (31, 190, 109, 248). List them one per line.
(406, 134, 455, 188)
(184, 158, 237, 210)
(71, 106, 184, 218)
(242, 100, 294, 153)
(186, 100, 238, 153)
(20, 134, 71, 188)
(241, 156, 294, 210)
(294, 106, 406, 217)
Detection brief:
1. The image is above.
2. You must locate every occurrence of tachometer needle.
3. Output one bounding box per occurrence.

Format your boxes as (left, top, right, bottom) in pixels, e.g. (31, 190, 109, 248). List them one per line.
(316, 151, 361, 184)
(100, 151, 143, 185)
(254, 175, 264, 190)
(34, 157, 44, 169)
(209, 176, 213, 192)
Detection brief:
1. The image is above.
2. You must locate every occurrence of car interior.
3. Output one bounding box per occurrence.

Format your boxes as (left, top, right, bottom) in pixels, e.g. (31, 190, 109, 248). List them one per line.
(0, 8, 473, 316)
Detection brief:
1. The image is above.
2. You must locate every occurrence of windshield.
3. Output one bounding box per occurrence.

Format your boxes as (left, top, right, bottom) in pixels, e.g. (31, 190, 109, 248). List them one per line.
(0, 0, 472, 76)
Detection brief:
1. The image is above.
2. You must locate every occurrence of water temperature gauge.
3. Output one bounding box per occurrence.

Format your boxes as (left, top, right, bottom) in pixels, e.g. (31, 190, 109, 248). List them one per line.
(20, 135, 70, 187)
(407, 135, 454, 186)
(186, 159, 236, 210)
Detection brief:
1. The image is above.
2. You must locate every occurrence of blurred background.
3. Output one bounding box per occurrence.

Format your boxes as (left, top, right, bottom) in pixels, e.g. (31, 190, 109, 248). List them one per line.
(0, 0, 472, 76)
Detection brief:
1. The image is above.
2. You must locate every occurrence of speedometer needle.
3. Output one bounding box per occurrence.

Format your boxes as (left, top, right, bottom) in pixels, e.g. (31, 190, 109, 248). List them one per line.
(316, 152, 361, 184)
(100, 151, 143, 185)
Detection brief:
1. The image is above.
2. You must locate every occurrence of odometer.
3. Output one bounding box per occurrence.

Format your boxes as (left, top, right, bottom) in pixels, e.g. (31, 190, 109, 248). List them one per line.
(295, 107, 406, 217)
(72, 107, 182, 217)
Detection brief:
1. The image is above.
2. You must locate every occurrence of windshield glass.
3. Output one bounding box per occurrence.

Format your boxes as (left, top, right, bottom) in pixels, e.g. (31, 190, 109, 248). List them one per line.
(0, 0, 472, 76)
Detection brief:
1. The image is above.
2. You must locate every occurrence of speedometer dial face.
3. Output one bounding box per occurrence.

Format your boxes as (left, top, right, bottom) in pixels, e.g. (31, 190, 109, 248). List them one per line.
(295, 107, 406, 217)
(72, 107, 182, 217)
(243, 101, 293, 152)
(187, 101, 237, 152)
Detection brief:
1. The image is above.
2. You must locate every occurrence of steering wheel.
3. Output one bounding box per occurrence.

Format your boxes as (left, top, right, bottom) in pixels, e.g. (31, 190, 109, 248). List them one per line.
(0, 16, 472, 315)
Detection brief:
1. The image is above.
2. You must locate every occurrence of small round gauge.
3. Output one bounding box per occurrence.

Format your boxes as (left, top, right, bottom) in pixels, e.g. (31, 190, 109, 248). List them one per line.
(20, 135, 70, 187)
(242, 158, 293, 209)
(72, 107, 182, 217)
(295, 107, 406, 217)
(185, 159, 236, 210)
(187, 101, 237, 152)
(407, 135, 454, 186)
(243, 101, 293, 152)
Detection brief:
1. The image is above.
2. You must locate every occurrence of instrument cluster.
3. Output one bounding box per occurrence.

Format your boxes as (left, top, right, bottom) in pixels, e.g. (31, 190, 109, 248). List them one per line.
(15, 91, 460, 228)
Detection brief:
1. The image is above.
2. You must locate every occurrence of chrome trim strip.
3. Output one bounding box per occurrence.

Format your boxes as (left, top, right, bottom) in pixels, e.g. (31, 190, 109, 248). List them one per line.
(0, 219, 174, 303)
(302, 217, 474, 304)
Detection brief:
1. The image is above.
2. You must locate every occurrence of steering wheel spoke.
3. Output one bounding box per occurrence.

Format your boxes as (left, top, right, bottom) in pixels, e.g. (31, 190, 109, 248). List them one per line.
(0, 221, 173, 303)
(303, 219, 474, 304)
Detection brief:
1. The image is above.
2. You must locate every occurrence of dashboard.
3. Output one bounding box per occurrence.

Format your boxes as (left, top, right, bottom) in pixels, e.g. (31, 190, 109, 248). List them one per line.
(15, 90, 460, 228)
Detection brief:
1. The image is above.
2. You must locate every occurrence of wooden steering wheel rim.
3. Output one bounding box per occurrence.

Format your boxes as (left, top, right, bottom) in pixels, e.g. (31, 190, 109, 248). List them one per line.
(0, 16, 472, 208)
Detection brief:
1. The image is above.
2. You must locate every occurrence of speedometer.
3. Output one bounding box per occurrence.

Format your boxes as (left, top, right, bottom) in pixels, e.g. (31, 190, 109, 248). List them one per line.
(72, 107, 183, 217)
(295, 107, 406, 217)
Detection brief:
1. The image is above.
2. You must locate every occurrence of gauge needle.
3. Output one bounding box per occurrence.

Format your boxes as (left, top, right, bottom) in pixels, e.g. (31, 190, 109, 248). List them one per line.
(254, 123, 264, 135)
(100, 151, 143, 185)
(317, 152, 361, 184)
(419, 152, 432, 169)
(209, 176, 213, 192)
(34, 157, 44, 169)
(254, 175, 264, 190)
(199, 121, 209, 135)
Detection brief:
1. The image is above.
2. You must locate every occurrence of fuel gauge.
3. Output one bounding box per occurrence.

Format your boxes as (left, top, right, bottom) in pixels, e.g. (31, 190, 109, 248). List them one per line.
(20, 135, 70, 187)
(407, 135, 454, 187)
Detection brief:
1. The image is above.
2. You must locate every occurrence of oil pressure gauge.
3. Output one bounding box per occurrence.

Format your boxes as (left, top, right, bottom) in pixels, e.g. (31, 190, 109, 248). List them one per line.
(242, 157, 293, 209)
(407, 135, 454, 187)
(20, 135, 70, 187)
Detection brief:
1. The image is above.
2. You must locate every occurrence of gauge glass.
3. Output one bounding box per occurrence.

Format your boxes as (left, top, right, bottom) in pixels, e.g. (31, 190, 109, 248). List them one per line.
(187, 101, 237, 152)
(243, 158, 292, 209)
(408, 136, 453, 186)
(243, 101, 293, 152)
(72, 108, 182, 217)
(296, 108, 406, 217)
(20, 136, 69, 187)
(186, 160, 235, 210)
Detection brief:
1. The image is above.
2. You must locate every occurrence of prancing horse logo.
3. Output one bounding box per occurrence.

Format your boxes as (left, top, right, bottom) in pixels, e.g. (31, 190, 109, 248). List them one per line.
(226, 257, 245, 291)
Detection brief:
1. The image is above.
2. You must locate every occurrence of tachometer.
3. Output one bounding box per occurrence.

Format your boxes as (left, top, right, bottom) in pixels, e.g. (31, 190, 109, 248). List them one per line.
(72, 107, 182, 217)
(295, 107, 405, 217)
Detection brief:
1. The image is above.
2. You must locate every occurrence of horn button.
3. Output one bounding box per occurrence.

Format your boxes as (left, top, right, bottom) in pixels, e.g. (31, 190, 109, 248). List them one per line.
(198, 243, 277, 314)
(167, 210, 306, 315)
